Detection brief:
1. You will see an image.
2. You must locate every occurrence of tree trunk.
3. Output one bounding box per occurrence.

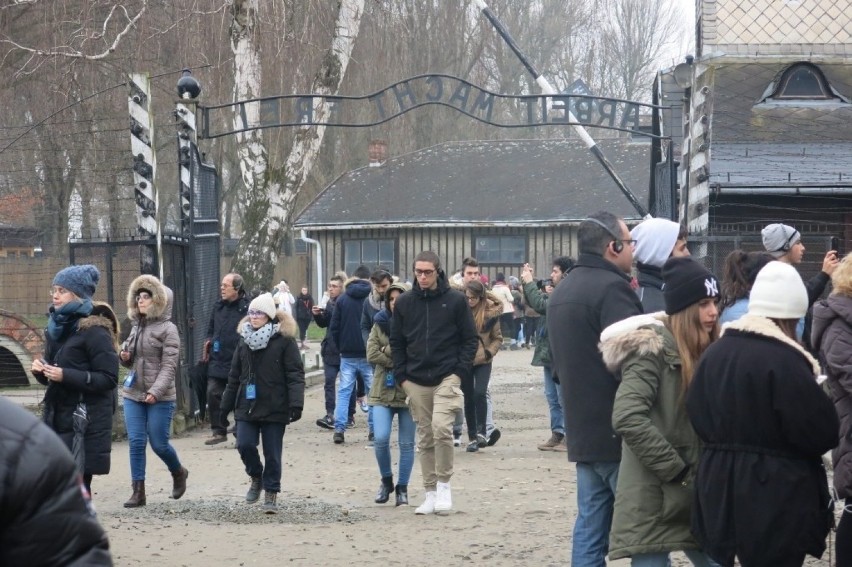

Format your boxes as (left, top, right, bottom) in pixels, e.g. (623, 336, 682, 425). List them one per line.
(230, 0, 365, 290)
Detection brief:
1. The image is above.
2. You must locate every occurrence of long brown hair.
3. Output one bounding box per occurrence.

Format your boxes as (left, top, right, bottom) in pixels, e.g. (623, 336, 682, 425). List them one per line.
(666, 300, 719, 395)
(465, 280, 488, 331)
(769, 318, 798, 340)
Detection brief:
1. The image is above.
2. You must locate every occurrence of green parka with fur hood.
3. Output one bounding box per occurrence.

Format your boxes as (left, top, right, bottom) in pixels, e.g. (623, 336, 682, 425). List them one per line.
(121, 274, 180, 403)
(599, 312, 703, 560)
(366, 282, 409, 408)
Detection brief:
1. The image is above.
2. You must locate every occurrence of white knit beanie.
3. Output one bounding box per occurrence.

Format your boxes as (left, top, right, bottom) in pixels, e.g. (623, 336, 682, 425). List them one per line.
(631, 218, 682, 268)
(747, 261, 808, 319)
(249, 292, 277, 319)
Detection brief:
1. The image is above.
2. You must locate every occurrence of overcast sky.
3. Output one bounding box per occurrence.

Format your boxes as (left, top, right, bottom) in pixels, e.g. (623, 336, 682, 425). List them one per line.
(666, 0, 697, 68)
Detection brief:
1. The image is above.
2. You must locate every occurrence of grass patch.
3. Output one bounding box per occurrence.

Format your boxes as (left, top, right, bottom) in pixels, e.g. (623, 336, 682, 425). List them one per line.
(306, 322, 326, 341)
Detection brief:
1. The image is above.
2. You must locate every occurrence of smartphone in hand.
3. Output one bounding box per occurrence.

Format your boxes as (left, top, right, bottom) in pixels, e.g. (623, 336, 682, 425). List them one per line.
(830, 236, 840, 252)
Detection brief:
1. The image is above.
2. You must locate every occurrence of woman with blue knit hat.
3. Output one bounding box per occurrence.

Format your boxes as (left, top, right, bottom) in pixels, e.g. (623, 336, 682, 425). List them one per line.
(31, 264, 120, 495)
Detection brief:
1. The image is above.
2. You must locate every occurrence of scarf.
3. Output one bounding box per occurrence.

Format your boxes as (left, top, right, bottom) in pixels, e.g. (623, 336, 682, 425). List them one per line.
(240, 321, 278, 351)
(46, 299, 93, 343)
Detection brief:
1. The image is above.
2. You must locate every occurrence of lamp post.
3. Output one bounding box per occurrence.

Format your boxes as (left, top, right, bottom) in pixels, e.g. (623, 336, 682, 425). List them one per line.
(175, 69, 201, 235)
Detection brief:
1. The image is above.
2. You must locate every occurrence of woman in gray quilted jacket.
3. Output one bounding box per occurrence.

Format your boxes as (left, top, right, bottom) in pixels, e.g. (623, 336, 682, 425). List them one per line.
(120, 274, 188, 508)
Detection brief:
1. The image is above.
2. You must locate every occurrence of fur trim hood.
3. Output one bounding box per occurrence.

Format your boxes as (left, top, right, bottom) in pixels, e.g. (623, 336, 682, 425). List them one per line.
(237, 309, 298, 339)
(127, 274, 173, 322)
(78, 301, 120, 351)
(482, 291, 504, 321)
(722, 313, 820, 375)
(599, 312, 669, 373)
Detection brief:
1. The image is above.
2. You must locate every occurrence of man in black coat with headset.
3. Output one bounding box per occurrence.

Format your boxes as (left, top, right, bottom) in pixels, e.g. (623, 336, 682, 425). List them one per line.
(547, 211, 643, 566)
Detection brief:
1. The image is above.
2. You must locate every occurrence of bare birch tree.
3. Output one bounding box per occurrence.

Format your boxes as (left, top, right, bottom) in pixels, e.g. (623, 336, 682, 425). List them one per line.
(229, 0, 365, 288)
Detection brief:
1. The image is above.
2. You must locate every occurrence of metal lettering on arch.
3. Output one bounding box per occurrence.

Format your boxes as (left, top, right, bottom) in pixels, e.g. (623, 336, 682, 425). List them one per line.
(197, 74, 662, 140)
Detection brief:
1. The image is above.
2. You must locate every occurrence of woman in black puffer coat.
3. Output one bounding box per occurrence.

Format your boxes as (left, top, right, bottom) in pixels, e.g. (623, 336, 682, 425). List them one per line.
(811, 252, 852, 566)
(221, 293, 305, 514)
(31, 264, 120, 495)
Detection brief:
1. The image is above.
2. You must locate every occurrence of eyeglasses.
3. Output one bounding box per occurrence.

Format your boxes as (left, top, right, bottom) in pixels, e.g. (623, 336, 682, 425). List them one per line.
(619, 239, 638, 247)
(248, 309, 268, 317)
(414, 269, 435, 277)
(49, 286, 72, 297)
(220, 283, 234, 289)
(466, 295, 480, 302)
(136, 293, 152, 302)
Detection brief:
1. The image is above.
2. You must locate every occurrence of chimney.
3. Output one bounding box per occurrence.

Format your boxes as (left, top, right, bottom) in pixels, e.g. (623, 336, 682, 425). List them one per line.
(368, 139, 387, 167)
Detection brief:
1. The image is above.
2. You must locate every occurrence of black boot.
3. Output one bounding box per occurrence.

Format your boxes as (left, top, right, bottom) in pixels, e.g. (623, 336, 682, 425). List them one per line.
(395, 484, 409, 507)
(375, 476, 394, 504)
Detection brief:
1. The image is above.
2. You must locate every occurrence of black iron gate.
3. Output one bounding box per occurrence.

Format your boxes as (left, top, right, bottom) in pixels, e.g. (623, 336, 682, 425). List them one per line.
(69, 145, 220, 420)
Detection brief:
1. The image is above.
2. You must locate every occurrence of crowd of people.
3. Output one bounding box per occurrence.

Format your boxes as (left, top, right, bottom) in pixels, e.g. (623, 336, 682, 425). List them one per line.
(6, 211, 852, 566)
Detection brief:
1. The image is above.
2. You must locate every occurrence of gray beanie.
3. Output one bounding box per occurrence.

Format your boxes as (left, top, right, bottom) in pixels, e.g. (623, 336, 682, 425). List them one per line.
(52, 264, 100, 300)
(762, 223, 800, 258)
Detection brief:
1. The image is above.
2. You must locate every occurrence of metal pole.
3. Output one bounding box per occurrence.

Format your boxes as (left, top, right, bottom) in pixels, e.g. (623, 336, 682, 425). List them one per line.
(472, 0, 650, 219)
(128, 72, 161, 275)
(668, 145, 679, 222)
(300, 230, 324, 303)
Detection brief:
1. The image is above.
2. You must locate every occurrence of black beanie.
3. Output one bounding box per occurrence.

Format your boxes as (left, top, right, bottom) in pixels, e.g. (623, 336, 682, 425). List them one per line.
(662, 257, 719, 315)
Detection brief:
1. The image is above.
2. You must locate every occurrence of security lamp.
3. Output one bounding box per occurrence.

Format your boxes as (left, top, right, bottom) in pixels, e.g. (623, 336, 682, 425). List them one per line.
(673, 55, 694, 89)
(176, 68, 201, 99)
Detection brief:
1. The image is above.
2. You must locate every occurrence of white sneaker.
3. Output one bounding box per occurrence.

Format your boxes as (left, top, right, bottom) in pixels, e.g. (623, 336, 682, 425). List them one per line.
(435, 482, 452, 512)
(453, 435, 461, 447)
(415, 491, 437, 515)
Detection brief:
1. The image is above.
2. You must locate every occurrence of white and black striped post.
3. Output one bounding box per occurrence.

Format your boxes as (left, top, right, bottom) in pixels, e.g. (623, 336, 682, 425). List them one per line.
(175, 69, 201, 235)
(472, 0, 650, 219)
(128, 72, 161, 275)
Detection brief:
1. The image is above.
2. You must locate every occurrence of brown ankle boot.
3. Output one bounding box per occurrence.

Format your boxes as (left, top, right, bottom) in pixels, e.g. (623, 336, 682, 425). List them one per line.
(171, 467, 189, 499)
(124, 480, 146, 508)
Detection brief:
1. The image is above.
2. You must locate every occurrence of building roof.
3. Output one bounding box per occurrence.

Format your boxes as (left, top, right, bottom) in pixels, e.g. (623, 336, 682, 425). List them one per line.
(295, 139, 651, 229)
(708, 62, 852, 189)
(710, 142, 852, 187)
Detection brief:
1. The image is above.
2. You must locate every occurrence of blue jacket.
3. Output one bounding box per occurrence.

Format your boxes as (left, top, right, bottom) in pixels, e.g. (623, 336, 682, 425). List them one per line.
(330, 279, 373, 358)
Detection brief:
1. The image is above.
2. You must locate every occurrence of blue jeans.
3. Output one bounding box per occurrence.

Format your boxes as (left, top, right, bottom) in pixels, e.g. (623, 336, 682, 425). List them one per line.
(334, 357, 373, 431)
(322, 363, 356, 418)
(371, 405, 416, 485)
(631, 550, 721, 567)
(573, 461, 620, 567)
(543, 366, 564, 435)
(236, 420, 285, 492)
(123, 398, 182, 481)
